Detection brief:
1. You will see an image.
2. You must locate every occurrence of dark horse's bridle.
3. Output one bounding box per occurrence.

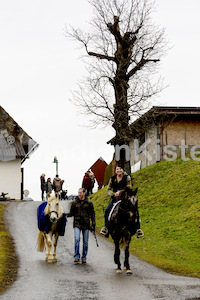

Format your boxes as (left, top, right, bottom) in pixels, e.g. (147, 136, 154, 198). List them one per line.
(118, 194, 137, 218)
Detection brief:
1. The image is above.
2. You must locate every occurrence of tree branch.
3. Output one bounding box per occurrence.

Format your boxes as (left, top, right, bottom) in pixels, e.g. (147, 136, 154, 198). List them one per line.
(127, 58, 160, 79)
(107, 15, 122, 43)
(88, 51, 115, 61)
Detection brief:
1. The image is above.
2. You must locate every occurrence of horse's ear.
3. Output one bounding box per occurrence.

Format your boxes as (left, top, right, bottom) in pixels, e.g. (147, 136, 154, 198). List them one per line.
(132, 188, 138, 196)
(47, 193, 50, 199)
(55, 192, 59, 199)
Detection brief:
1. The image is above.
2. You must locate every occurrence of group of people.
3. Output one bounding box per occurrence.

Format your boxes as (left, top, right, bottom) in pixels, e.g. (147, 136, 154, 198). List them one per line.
(40, 165, 143, 264)
(82, 170, 95, 196)
(65, 164, 144, 264)
(40, 174, 64, 201)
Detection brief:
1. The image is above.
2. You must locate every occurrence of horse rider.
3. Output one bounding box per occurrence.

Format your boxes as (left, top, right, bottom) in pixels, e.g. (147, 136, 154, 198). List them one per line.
(66, 188, 96, 264)
(100, 164, 144, 238)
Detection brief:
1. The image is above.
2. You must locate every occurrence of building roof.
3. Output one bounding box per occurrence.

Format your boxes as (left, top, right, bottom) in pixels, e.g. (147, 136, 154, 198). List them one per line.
(108, 106, 200, 144)
(0, 106, 38, 163)
(89, 157, 108, 186)
(149, 106, 200, 112)
(130, 106, 200, 136)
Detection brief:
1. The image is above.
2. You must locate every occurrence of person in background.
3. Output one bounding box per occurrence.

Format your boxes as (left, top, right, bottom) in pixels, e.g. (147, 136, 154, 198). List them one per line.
(82, 171, 91, 196)
(53, 175, 62, 197)
(61, 179, 65, 190)
(46, 177, 53, 196)
(60, 189, 68, 200)
(40, 173, 46, 201)
(100, 165, 144, 238)
(66, 188, 96, 264)
(89, 170, 95, 195)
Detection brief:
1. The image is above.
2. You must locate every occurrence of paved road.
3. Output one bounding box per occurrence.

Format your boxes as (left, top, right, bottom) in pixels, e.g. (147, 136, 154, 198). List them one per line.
(1, 201, 200, 300)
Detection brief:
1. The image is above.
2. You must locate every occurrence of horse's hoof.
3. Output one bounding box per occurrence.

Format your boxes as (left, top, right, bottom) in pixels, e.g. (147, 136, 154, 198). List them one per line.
(46, 256, 53, 263)
(126, 269, 132, 275)
(51, 258, 57, 263)
(116, 268, 122, 274)
(123, 266, 127, 270)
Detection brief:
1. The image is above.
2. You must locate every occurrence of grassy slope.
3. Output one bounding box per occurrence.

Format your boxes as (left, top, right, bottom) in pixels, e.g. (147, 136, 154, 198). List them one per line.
(0, 204, 18, 294)
(90, 158, 200, 278)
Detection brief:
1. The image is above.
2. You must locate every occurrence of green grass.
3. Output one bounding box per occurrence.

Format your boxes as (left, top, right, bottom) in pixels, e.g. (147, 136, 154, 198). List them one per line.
(0, 204, 18, 294)
(90, 158, 200, 278)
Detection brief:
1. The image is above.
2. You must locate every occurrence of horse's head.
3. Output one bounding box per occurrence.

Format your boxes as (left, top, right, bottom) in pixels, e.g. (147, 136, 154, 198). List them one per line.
(44, 194, 63, 222)
(121, 187, 138, 211)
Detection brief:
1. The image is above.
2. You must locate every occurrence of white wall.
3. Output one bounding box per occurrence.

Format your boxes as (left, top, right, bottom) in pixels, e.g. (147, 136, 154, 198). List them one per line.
(130, 125, 158, 170)
(0, 159, 21, 199)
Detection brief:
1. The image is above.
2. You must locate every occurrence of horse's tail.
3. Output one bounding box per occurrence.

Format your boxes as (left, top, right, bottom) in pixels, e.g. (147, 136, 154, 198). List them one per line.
(37, 231, 45, 252)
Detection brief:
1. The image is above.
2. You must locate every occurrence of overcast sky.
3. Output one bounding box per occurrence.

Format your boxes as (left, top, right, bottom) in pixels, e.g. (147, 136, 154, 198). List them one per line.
(0, 0, 200, 200)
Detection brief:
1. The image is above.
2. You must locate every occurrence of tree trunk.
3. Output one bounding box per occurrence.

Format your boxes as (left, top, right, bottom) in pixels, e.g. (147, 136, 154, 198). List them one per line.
(113, 75, 131, 175)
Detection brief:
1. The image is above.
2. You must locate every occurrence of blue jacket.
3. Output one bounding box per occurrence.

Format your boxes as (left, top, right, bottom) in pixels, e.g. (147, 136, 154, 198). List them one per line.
(37, 202, 66, 236)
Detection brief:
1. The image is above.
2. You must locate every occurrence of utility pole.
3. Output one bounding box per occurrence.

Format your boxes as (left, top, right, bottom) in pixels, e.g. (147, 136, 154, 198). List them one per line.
(53, 156, 59, 176)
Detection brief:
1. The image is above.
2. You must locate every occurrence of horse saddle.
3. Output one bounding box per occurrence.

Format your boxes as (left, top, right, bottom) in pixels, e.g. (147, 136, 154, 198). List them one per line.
(108, 200, 121, 221)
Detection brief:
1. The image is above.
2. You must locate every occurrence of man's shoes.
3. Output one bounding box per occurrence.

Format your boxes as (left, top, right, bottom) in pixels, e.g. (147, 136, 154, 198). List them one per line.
(136, 229, 144, 238)
(100, 226, 108, 236)
(82, 259, 86, 264)
(74, 258, 80, 263)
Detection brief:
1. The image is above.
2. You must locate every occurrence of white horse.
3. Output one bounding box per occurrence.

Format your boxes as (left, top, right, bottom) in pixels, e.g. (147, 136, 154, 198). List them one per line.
(37, 194, 66, 262)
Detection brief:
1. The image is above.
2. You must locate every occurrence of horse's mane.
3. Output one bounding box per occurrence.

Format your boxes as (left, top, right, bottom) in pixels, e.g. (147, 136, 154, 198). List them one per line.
(44, 194, 64, 218)
(121, 187, 138, 198)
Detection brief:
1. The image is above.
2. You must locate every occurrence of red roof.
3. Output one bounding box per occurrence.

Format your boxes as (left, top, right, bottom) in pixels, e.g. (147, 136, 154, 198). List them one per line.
(90, 157, 108, 187)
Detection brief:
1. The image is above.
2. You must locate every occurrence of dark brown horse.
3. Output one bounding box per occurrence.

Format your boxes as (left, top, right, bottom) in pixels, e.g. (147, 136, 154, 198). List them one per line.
(109, 187, 138, 275)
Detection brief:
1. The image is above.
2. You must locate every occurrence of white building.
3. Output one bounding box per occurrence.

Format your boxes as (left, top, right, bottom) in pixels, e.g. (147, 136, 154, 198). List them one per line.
(0, 106, 38, 200)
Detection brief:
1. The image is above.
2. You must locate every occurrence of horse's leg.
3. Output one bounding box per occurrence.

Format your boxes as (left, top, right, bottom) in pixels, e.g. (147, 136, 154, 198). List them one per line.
(45, 232, 52, 262)
(124, 234, 132, 275)
(114, 239, 122, 273)
(43, 233, 48, 261)
(52, 232, 59, 262)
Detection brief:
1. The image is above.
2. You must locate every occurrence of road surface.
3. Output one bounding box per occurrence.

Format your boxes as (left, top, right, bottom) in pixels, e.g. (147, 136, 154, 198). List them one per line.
(1, 201, 200, 300)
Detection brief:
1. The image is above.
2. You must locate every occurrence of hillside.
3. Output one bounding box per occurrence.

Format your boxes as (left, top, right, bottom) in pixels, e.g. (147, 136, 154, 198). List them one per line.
(90, 158, 200, 278)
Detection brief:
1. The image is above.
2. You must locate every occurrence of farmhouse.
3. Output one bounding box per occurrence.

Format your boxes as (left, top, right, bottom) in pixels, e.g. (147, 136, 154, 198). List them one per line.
(0, 106, 38, 200)
(130, 106, 200, 171)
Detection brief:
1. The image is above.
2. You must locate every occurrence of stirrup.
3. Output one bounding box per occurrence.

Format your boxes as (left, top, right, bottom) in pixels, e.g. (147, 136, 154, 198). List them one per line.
(136, 229, 144, 238)
(100, 226, 108, 235)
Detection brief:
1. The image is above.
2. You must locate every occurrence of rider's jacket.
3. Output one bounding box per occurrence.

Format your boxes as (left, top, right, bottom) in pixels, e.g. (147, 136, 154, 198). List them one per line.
(107, 172, 132, 200)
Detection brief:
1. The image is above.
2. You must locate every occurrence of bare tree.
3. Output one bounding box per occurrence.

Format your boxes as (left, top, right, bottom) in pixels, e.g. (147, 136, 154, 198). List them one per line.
(66, 0, 166, 173)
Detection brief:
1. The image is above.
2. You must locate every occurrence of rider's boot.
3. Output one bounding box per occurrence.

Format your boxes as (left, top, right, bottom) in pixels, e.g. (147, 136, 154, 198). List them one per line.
(100, 205, 112, 237)
(100, 217, 109, 238)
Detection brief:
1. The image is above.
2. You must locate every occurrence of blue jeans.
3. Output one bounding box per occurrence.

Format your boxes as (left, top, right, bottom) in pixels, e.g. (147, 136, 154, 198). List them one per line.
(74, 227, 89, 260)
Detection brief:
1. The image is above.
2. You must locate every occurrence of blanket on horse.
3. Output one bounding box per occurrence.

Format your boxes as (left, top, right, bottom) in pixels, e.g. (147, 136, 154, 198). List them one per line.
(37, 202, 67, 236)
